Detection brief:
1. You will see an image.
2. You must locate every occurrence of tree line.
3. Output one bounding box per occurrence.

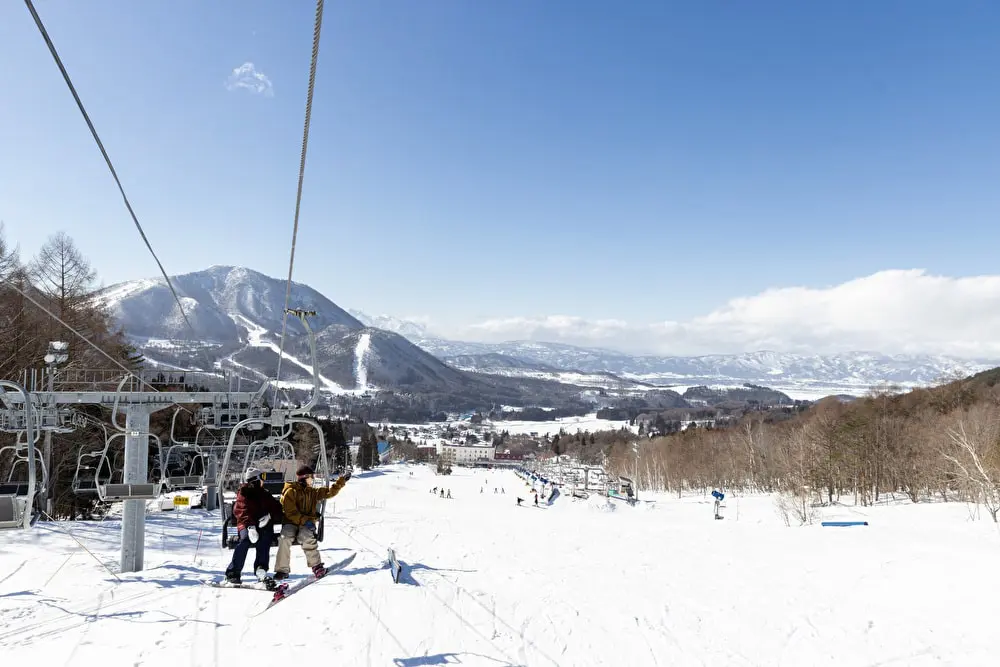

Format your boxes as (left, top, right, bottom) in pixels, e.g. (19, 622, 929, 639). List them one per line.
(599, 373, 1000, 522)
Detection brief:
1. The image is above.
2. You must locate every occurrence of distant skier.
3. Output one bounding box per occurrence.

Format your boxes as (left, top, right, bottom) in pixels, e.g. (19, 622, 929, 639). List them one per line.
(224, 468, 283, 585)
(517, 497, 523, 506)
(446, 489, 452, 499)
(274, 465, 350, 581)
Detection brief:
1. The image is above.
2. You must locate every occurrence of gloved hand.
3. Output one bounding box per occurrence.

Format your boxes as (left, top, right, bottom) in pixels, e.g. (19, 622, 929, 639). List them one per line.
(248, 526, 259, 544)
(304, 520, 316, 533)
(341, 469, 352, 482)
(258, 513, 270, 528)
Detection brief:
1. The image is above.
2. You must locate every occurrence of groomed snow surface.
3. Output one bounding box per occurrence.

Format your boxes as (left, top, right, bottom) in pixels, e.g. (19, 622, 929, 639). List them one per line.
(1, 464, 997, 666)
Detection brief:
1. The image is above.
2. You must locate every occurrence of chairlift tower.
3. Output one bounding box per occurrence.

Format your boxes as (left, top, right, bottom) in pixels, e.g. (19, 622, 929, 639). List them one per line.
(42, 340, 69, 516)
(0, 307, 328, 574)
(3, 372, 265, 573)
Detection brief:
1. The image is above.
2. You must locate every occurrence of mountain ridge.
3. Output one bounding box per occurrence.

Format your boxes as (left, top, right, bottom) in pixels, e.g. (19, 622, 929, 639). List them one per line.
(347, 310, 996, 391)
(91, 267, 592, 411)
(92, 266, 998, 405)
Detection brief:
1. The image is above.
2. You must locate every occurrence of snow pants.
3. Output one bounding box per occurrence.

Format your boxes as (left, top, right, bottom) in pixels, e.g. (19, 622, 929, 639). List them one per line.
(227, 527, 272, 575)
(274, 523, 321, 573)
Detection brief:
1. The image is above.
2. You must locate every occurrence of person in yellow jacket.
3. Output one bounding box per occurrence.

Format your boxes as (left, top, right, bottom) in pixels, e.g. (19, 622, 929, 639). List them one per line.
(274, 464, 349, 580)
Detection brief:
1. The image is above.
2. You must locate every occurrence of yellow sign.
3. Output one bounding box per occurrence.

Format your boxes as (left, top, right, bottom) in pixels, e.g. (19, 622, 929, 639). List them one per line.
(172, 495, 190, 507)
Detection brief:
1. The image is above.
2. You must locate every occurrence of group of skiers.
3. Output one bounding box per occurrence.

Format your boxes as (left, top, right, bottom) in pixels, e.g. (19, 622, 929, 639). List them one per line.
(224, 464, 350, 585)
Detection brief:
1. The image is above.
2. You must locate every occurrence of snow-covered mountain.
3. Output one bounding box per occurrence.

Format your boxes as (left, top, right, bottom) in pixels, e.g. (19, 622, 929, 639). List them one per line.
(94, 265, 363, 341)
(347, 310, 998, 397)
(91, 267, 589, 408)
(93, 267, 997, 405)
(347, 310, 429, 338)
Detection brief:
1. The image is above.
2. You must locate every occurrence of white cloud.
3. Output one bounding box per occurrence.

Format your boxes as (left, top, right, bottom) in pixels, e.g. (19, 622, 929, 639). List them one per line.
(443, 270, 1000, 359)
(225, 62, 273, 97)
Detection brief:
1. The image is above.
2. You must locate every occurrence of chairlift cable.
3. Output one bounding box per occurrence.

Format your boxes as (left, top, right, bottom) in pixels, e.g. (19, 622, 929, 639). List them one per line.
(5, 281, 162, 393)
(23, 0, 194, 333)
(273, 0, 326, 405)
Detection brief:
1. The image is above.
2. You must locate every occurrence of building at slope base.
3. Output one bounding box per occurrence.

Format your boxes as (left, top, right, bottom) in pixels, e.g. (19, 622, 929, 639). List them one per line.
(437, 442, 495, 466)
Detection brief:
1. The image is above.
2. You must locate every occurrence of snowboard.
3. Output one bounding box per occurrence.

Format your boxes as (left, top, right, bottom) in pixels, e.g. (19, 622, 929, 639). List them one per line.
(387, 547, 401, 584)
(205, 576, 278, 591)
(262, 551, 357, 611)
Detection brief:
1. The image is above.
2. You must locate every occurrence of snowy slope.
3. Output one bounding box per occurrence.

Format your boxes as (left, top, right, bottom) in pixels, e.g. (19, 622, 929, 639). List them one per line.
(1, 464, 996, 665)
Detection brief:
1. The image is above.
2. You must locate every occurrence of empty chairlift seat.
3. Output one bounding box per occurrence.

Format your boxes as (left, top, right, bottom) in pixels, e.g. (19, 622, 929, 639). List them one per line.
(100, 482, 161, 501)
(0, 483, 32, 529)
(166, 475, 203, 490)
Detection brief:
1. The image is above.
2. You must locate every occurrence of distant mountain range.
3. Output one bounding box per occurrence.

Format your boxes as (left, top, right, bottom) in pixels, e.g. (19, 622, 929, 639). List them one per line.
(346, 310, 997, 399)
(91, 266, 997, 412)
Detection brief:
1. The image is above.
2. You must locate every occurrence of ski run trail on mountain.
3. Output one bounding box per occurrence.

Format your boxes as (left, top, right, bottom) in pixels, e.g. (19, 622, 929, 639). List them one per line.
(355, 331, 372, 390)
(1, 464, 997, 666)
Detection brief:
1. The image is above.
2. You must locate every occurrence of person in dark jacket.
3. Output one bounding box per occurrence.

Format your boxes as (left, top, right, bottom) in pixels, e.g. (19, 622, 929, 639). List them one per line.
(225, 467, 284, 584)
(274, 464, 349, 580)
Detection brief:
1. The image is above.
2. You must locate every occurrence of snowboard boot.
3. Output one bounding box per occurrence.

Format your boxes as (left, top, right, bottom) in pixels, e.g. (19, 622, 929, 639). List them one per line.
(224, 570, 241, 585)
(312, 563, 327, 580)
(274, 571, 289, 581)
(256, 567, 277, 591)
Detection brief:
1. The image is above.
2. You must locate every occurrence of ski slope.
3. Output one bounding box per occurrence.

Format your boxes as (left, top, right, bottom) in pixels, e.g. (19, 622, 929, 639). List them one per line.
(0, 464, 997, 666)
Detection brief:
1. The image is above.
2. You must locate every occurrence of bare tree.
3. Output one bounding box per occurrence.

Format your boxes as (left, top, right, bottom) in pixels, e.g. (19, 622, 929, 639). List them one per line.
(29, 231, 97, 321)
(940, 403, 1000, 522)
(0, 221, 19, 282)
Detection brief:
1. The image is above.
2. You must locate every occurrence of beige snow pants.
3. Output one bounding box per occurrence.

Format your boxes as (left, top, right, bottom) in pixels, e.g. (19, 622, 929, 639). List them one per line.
(274, 523, 321, 573)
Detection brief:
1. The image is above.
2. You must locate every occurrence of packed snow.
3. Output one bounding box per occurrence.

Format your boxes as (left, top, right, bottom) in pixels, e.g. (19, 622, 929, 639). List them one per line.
(355, 331, 372, 390)
(236, 314, 348, 393)
(1, 464, 997, 665)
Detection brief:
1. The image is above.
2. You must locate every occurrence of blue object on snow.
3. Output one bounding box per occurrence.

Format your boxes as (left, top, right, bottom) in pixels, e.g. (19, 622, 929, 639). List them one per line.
(711, 490, 725, 501)
(821, 521, 869, 527)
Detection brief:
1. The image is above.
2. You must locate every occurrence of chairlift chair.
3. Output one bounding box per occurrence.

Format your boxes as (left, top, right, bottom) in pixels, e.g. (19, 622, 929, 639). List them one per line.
(0, 436, 47, 530)
(220, 430, 331, 550)
(217, 308, 332, 549)
(71, 448, 108, 495)
(93, 431, 165, 502)
(162, 444, 207, 491)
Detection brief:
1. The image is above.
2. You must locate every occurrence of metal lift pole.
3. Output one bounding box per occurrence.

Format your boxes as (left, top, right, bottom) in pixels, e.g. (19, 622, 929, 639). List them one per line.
(120, 403, 152, 573)
(205, 453, 218, 512)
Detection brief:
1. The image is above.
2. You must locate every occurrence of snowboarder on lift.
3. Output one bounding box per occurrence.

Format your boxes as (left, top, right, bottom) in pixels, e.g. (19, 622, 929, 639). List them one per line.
(274, 465, 350, 581)
(225, 467, 284, 585)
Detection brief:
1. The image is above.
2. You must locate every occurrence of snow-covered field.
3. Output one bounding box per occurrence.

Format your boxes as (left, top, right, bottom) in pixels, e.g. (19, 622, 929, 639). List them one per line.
(489, 413, 636, 436)
(376, 413, 638, 447)
(1, 464, 997, 665)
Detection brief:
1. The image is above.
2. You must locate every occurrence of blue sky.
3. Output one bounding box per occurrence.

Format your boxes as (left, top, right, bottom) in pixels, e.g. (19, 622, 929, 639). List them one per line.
(3, 1, 1000, 355)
